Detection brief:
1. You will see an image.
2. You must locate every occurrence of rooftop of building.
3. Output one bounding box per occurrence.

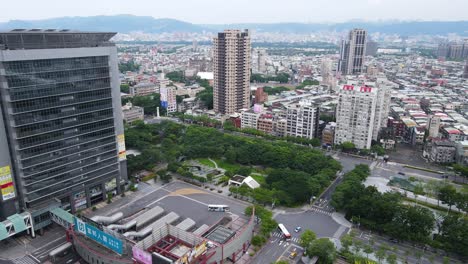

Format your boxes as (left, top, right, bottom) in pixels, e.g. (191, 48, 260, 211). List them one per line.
(204, 225, 236, 244)
(443, 127, 462, 134)
(432, 140, 456, 147)
(0, 29, 116, 50)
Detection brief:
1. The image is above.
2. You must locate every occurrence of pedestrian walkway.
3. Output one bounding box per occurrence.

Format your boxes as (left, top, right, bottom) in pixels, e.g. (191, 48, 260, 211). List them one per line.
(308, 206, 333, 216)
(12, 256, 38, 264)
(207, 158, 218, 169)
(331, 212, 352, 228)
(332, 225, 348, 239)
(271, 232, 301, 243)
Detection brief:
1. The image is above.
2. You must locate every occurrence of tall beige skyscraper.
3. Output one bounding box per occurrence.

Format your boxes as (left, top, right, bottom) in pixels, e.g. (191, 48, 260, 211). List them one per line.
(213, 29, 251, 114)
(338, 28, 367, 75)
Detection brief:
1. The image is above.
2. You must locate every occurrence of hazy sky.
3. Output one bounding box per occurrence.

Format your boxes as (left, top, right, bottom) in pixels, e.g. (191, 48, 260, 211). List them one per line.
(1, 0, 468, 23)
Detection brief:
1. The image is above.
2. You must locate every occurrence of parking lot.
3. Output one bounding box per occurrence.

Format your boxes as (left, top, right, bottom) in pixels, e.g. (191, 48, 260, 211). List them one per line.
(86, 180, 251, 234)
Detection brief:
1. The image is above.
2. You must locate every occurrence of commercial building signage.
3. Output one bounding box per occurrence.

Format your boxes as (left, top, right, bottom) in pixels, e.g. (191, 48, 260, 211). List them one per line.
(0, 166, 15, 201)
(132, 246, 152, 264)
(117, 134, 126, 161)
(73, 191, 87, 211)
(74, 217, 123, 254)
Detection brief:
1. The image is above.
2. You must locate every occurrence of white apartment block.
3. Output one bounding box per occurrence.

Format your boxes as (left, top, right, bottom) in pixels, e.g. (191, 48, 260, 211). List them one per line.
(241, 110, 260, 129)
(122, 103, 144, 124)
(334, 84, 390, 149)
(160, 86, 177, 113)
(213, 30, 251, 114)
(427, 115, 441, 138)
(130, 82, 158, 96)
(285, 101, 320, 139)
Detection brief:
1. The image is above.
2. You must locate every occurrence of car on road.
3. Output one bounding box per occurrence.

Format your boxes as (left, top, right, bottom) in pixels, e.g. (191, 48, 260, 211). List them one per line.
(389, 238, 399, 243)
(289, 251, 298, 259)
(398, 172, 406, 176)
(294, 226, 302, 232)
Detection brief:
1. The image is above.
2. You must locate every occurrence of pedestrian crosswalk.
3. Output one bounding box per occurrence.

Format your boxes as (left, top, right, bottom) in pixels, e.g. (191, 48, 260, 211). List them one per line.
(12, 256, 39, 264)
(309, 207, 333, 216)
(271, 232, 301, 243)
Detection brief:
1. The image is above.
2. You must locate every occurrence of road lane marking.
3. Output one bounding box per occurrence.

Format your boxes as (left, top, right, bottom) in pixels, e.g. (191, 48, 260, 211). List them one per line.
(33, 235, 66, 252)
(146, 194, 170, 207)
(27, 255, 40, 263)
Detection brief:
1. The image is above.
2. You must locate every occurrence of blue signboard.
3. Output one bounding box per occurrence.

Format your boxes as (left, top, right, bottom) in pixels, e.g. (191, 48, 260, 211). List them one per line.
(74, 217, 123, 254)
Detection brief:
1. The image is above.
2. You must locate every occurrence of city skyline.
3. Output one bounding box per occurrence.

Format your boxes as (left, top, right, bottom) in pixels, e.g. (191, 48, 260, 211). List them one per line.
(1, 0, 468, 24)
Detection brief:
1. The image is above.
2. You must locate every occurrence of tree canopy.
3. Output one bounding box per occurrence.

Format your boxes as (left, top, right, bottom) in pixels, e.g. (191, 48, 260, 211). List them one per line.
(251, 73, 290, 83)
(296, 79, 320, 89)
(125, 121, 341, 206)
(119, 61, 140, 73)
(300, 229, 317, 249)
(166, 71, 185, 83)
(307, 238, 337, 264)
(332, 164, 436, 244)
(263, 86, 290, 95)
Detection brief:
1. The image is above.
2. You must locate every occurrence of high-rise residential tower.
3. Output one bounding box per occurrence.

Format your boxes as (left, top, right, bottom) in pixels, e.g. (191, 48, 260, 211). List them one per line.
(334, 82, 390, 149)
(464, 60, 468, 78)
(337, 29, 367, 75)
(0, 30, 127, 223)
(257, 49, 267, 73)
(213, 30, 251, 115)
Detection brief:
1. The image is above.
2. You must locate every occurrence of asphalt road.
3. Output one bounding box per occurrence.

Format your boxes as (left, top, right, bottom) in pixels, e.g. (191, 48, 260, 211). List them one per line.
(333, 153, 373, 173)
(0, 224, 71, 264)
(276, 211, 341, 239)
(252, 209, 346, 264)
(372, 160, 445, 181)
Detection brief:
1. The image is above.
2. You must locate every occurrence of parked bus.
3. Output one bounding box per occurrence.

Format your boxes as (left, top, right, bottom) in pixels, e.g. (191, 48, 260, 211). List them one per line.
(278, 223, 291, 240)
(207, 204, 230, 212)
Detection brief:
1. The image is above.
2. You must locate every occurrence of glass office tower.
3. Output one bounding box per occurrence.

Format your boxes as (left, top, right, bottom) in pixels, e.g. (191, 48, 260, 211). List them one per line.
(0, 30, 127, 226)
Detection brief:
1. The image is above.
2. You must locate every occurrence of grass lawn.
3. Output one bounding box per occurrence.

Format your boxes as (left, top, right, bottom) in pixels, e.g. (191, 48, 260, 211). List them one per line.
(250, 174, 266, 186)
(212, 159, 242, 173)
(197, 158, 216, 168)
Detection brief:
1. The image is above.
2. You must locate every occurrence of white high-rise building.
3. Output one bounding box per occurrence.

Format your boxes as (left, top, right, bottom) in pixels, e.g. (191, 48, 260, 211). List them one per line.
(334, 83, 390, 149)
(285, 101, 320, 139)
(321, 58, 336, 89)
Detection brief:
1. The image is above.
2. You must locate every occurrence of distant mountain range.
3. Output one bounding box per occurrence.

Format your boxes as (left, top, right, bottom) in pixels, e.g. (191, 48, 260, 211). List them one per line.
(1, 15, 467, 36)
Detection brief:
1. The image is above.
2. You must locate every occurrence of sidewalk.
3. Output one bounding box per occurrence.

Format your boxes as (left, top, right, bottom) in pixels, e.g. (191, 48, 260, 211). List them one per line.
(83, 180, 163, 217)
(331, 212, 352, 228)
